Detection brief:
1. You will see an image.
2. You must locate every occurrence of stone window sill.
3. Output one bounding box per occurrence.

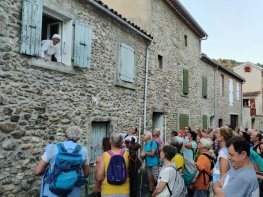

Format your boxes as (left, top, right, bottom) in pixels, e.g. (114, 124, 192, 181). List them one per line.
(115, 80, 136, 90)
(29, 58, 78, 74)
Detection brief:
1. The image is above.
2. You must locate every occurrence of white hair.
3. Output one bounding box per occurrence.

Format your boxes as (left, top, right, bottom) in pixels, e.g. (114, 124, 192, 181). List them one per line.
(65, 126, 82, 142)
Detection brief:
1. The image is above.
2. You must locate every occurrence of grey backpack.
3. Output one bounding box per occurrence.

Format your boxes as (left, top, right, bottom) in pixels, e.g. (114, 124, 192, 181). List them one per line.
(166, 165, 188, 197)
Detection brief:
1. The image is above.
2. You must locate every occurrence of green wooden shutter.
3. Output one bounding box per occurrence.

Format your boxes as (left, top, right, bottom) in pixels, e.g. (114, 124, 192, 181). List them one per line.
(179, 114, 189, 130)
(202, 115, 208, 130)
(183, 69, 189, 94)
(120, 43, 135, 83)
(20, 0, 42, 56)
(202, 76, 208, 98)
(74, 22, 92, 68)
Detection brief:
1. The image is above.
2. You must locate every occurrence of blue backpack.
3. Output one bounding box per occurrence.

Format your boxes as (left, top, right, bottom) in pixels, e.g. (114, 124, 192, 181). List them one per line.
(106, 149, 127, 185)
(48, 143, 86, 196)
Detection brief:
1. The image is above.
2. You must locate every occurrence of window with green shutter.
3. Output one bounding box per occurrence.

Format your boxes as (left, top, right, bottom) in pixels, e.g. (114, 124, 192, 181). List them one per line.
(202, 76, 208, 98)
(120, 43, 135, 83)
(179, 114, 189, 130)
(183, 69, 189, 94)
(202, 115, 208, 130)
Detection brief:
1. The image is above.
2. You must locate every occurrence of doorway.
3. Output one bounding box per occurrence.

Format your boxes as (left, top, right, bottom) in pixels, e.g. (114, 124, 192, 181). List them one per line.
(230, 115, 238, 130)
(152, 112, 164, 141)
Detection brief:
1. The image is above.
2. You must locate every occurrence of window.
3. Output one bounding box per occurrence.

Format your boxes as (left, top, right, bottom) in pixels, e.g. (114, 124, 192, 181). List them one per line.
(202, 76, 208, 98)
(183, 69, 189, 94)
(244, 66, 252, 72)
(20, 0, 92, 68)
(236, 83, 240, 100)
(220, 74, 224, 96)
(229, 79, 233, 106)
(243, 99, 249, 107)
(184, 35, 188, 47)
(120, 43, 135, 83)
(202, 115, 208, 130)
(179, 114, 189, 130)
(158, 55, 163, 69)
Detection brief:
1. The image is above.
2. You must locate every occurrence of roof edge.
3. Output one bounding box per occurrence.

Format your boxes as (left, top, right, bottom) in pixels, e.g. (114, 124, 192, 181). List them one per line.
(87, 0, 153, 41)
(201, 53, 246, 82)
(163, 0, 208, 38)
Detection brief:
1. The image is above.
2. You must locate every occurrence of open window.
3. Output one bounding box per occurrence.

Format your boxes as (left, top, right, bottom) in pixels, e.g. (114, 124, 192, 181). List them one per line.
(20, 0, 92, 68)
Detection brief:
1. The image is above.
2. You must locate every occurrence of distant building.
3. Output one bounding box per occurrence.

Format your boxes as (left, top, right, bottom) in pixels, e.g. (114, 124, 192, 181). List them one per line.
(233, 63, 263, 130)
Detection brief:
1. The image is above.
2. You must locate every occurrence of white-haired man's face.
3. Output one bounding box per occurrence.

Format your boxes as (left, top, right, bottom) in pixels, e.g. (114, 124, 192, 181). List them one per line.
(143, 131, 151, 142)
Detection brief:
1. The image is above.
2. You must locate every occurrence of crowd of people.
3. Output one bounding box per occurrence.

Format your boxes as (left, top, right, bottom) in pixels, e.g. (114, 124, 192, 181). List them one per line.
(35, 125, 263, 197)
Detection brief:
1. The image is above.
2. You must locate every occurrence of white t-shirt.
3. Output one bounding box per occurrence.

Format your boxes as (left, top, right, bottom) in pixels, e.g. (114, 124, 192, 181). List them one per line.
(156, 164, 177, 197)
(124, 135, 138, 143)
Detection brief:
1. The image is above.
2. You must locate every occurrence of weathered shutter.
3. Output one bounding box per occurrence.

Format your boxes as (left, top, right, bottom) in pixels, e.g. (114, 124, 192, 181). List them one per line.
(183, 69, 189, 94)
(120, 43, 135, 83)
(202, 76, 208, 98)
(229, 79, 233, 106)
(20, 0, 42, 56)
(179, 114, 189, 130)
(89, 122, 107, 185)
(202, 115, 208, 130)
(74, 22, 92, 68)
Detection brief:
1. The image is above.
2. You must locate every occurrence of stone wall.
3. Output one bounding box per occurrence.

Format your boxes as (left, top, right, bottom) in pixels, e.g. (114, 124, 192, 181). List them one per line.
(147, 0, 204, 131)
(146, 0, 243, 132)
(0, 0, 149, 196)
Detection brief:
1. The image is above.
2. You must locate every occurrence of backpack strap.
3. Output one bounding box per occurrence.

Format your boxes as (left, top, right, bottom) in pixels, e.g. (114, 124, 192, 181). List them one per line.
(72, 144, 82, 154)
(108, 149, 125, 156)
(57, 143, 67, 153)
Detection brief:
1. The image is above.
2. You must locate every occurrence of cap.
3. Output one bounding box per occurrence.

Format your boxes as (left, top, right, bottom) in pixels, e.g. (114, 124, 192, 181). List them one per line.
(52, 34, 61, 40)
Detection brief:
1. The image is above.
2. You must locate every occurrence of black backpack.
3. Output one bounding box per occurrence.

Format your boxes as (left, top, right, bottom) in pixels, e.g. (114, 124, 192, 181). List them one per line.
(252, 142, 263, 158)
(199, 153, 216, 185)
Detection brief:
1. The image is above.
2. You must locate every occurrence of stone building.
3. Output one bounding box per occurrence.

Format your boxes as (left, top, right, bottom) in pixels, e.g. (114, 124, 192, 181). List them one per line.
(100, 0, 245, 139)
(233, 63, 263, 130)
(0, 0, 152, 195)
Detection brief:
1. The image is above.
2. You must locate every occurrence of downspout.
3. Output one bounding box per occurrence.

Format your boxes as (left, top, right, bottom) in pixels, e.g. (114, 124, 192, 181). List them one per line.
(144, 41, 153, 131)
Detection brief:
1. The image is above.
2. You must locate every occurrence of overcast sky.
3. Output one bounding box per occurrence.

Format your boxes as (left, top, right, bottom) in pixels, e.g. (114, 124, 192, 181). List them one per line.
(180, 0, 263, 64)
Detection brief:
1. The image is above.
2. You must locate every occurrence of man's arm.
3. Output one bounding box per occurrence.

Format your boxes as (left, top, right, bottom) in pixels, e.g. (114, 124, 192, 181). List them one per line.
(83, 164, 90, 178)
(152, 181, 167, 197)
(35, 159, 48, 176)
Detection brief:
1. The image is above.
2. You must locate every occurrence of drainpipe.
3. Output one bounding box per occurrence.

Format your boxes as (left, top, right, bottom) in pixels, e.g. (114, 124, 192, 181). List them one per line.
(143, 41, 153, 131)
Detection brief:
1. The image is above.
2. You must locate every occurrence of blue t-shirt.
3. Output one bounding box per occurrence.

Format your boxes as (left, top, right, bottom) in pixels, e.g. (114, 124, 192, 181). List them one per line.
(41, 141, 88, 197)
(183, 141, 197, 160)
(144, 140, 159, 167)
(223, 166, 259, 197)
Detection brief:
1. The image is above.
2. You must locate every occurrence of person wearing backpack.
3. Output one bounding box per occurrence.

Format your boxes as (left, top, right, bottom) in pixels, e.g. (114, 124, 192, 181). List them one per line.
(193, 138, 215, 197)
(251, 131, 263, 158)
(183, 131, 198, 161)
(140, 131, 160, 194)
(96, 132, 129, 197)
(35, 126, 90, 197)
(152, 145, 188, 197)
(170, 136, 185, 174)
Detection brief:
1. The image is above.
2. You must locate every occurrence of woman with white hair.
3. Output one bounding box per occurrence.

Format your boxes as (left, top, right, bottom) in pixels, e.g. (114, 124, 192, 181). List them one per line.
(35, 126, 90, 197)
(193, 138, 215, 197)
(96, 132, 130, 197)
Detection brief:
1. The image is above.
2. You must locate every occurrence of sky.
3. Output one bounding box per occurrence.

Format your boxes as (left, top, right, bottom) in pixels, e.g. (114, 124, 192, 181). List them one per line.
(180, 0, 263, 64)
